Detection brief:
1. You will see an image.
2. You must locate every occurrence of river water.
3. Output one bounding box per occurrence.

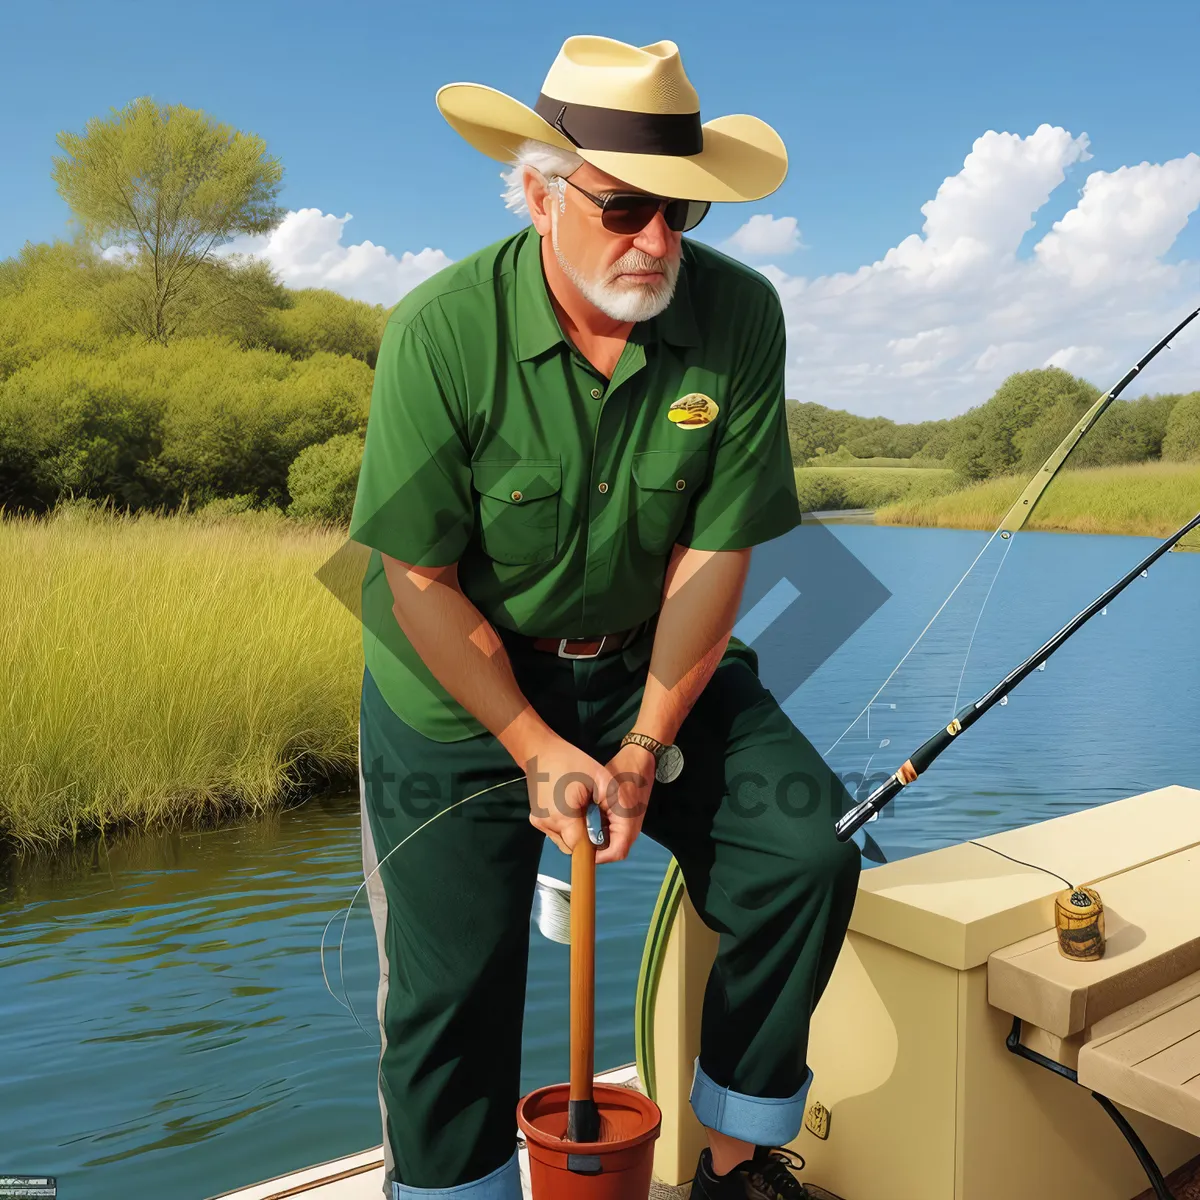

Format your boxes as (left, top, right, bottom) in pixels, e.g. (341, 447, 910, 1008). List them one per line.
(2, 525, 1197, 1200)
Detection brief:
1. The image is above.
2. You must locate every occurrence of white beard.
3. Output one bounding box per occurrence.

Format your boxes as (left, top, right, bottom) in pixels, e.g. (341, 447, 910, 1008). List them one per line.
(550, 201, 681, 324)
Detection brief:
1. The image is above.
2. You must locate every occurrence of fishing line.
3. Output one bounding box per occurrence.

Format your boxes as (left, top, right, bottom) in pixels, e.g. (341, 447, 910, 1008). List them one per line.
(836, 505, 1200, 842)
(823, 526, 1005, 758)
(967, 841, 1114, 962)
(950, 530, 1015, 717)
(966, 840, 1074, 891)
(320, 773, 526, 1037)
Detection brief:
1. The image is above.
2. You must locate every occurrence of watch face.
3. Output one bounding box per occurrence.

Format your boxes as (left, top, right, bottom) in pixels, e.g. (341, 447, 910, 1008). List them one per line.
(655, 743, 684, 784)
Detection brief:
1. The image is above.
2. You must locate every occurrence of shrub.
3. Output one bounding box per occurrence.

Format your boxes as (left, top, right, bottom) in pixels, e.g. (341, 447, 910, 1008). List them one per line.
(191, 492, 258, 517)
(261, 288, 389, 367)
(1162, 392, 1200, 462)
(180, 492, 287, 528)
(793, 467, 957, 512)
(0, 356, 166, 512)
(0, 336, 373, 515)
(287, 432, 363, 524)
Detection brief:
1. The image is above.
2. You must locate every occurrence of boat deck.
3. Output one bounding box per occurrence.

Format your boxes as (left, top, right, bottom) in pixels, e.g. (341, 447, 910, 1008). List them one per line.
(206, 1063, 695, 1200)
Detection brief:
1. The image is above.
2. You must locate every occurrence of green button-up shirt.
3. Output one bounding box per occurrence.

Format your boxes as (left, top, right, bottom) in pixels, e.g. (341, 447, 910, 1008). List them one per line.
(348, 221, 800, 740)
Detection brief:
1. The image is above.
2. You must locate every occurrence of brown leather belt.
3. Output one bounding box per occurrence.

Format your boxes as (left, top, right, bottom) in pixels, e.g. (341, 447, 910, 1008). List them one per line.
(526, 618, 652, 659)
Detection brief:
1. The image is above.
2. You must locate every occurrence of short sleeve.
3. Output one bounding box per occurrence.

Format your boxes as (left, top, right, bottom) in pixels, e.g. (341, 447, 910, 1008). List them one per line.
(348, 317, 474, 567)
(675, 292, 801, 551)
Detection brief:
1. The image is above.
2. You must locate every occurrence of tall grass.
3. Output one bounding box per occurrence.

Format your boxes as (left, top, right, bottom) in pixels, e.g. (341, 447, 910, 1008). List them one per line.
(877, 462, 1200, 545)
(805, 455, 947, 469)
(1, 500, 365, 849)
(794, 465, 956, 513)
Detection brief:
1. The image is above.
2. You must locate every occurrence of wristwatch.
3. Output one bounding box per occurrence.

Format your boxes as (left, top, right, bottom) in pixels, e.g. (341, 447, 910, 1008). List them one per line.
(620, 731, 684, 784)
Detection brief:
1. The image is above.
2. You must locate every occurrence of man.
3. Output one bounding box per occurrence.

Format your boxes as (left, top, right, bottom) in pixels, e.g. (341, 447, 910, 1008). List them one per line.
(348, 34, 861, 1200)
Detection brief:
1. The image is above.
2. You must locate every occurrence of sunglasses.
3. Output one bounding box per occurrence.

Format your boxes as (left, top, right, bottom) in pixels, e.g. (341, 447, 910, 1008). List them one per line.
(557, 175, 711, 235)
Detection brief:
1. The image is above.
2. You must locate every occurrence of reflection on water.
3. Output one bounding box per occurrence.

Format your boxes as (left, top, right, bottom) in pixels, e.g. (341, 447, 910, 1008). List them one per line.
(0, 795, 672, 1200)
(795, 526, 1200, 860)
(1, 527, 1197, 1200)
(0, 802, 380, 1195)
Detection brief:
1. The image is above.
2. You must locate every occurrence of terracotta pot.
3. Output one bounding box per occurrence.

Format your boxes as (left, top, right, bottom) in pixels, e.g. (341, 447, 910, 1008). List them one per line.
(517, 1082, 662, 1199)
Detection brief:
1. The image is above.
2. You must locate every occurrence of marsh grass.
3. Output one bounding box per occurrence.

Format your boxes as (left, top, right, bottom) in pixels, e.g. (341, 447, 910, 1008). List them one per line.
(7, 462, 1196, 849)
(794, 465, 956, 512)
(877, 462, 1200, 547)
(805, 455, 947, 469)
(1, 499, 364, 850)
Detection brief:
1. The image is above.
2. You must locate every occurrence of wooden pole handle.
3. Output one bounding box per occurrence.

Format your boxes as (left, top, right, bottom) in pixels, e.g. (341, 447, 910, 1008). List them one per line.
(569, 817, 596, 1103)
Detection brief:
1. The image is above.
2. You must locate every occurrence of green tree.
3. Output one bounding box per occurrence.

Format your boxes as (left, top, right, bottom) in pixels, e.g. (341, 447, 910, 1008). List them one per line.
(1162, 392, 1200, 462)
(1073, 394, 1182, 467)
(946, 367, 1099, 481)
(917, 421, 957, 461)
(50, 96, 286, 345)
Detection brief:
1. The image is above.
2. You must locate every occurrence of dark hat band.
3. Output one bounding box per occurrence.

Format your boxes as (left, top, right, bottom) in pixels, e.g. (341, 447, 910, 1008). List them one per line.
(534, 93, 702, 157)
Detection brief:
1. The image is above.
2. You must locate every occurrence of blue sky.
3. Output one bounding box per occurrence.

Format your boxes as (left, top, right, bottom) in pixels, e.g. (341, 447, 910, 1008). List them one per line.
(4, 0, 1199, 418)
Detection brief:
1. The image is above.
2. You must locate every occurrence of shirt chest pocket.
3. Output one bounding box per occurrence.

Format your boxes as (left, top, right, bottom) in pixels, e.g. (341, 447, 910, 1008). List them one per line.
(630, 448, 709, 554)
(470, 459, 562, 565)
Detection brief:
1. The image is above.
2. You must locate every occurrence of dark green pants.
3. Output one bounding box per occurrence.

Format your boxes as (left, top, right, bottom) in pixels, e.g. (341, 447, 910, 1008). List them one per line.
(357, 619, 861, 1197)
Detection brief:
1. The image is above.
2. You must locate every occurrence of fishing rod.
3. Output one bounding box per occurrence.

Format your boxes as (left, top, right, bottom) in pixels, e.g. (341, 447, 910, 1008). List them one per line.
(826, 303, 1200, 767)
(835, 509, 1200, 841)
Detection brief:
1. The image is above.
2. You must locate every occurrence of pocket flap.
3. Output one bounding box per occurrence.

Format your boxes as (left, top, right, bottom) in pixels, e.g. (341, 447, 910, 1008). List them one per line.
(631, 448, 709, 492)
(471, 459, 561, 503)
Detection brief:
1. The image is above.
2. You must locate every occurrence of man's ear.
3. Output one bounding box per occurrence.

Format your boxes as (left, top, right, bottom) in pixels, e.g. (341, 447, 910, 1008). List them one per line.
(526, 169, 555, 237)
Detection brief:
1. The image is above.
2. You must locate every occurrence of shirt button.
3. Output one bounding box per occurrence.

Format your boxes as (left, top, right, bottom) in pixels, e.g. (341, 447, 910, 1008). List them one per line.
(675, 479, 686, 490)
(590, 388, 602, 399)
(511, 490, 522, 502)
(597, 481, 608, 493)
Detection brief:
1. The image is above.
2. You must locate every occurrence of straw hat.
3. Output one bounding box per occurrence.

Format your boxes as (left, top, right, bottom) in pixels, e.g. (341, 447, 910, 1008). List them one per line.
(435, 35, 787, 203)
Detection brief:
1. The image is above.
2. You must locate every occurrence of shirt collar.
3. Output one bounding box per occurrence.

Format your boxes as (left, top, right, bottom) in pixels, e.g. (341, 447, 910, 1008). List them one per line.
(513, 224, 699, 362)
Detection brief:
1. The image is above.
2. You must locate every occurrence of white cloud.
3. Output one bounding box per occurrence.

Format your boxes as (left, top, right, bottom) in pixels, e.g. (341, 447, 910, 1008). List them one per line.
(887, 328, 949, 354)
(1034, 155, 1200, 288)
(722, 214, 804, 258)
(214, 208, 453, 308)
(881, 125, 1092, 280)
(1043, 345, 1106, 371)
(743, 126, 1200, 420)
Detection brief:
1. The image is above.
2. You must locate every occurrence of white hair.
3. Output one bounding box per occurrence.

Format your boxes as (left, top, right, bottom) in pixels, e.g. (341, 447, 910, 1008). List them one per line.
(500, 139, 585, 218)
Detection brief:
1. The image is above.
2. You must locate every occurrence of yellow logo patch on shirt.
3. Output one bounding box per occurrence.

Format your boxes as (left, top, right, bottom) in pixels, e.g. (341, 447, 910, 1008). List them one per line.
(667, 393, 718, 428)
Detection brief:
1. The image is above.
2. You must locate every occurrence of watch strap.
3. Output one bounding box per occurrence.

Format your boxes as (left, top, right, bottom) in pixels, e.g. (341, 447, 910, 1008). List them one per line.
(620, 731, 665, 757)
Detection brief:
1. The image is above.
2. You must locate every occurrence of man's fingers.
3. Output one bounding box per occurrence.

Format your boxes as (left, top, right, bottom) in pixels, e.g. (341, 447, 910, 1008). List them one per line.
(597, 786, 647, 821)
(563, 815, 591, 854)
(595, 818, 633, 864)
(562, 777, 593, 820)
(593, 766, 619, 809)
(531, 813, 568, 855)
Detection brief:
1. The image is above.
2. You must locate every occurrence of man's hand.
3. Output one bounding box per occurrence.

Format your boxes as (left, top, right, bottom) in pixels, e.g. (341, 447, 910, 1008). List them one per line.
(520, 735, 655, 863)
(522, 735, 618, 856)
(594, 743, 655, 865)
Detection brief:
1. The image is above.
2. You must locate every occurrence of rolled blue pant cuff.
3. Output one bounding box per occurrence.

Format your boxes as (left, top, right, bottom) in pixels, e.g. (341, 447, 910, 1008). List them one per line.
(689, 1057, 813, 1146)
(392, 1146, 521, 1198)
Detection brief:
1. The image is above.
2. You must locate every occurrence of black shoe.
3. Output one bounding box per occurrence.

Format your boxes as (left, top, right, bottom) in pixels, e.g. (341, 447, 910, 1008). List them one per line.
(691, 1144, 810, 1198)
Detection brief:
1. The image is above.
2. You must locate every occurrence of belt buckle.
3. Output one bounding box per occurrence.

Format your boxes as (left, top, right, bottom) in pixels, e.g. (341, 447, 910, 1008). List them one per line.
(558, 636, 605, 659)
